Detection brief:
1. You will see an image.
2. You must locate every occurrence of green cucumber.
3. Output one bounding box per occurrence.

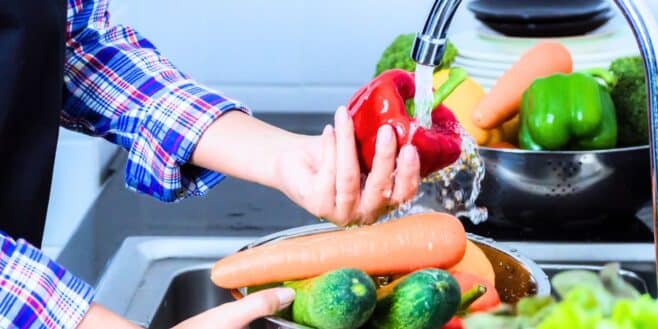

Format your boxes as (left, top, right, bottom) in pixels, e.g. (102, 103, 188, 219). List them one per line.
(365, 269, 461, 329)
(284, 268, 377, 329)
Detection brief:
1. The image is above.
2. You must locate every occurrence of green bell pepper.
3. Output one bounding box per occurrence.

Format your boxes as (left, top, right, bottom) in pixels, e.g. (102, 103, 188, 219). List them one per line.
(519, 69, 619, 151)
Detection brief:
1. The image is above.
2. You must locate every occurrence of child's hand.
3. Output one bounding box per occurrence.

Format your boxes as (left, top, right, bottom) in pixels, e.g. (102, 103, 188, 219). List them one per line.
(172, 288, 295, 329)
(276, 106, 421, 226)
(79, 287, 294, 329)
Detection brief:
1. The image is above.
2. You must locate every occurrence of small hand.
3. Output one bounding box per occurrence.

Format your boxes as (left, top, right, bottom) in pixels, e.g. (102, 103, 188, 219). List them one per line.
(172, 288, 295, 329)
(276, 106, 421, 226)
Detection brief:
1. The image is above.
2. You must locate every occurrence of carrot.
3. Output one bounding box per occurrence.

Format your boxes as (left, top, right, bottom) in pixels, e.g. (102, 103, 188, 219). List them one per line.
(472, 41, 573, 129)
(211, 212, 467, 289)
(488, 141, 519, 149)
(452, 271, 501, 313)
(449, 240, 496, 286)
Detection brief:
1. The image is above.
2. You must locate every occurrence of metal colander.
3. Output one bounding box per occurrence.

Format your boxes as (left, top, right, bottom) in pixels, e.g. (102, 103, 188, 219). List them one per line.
(475, 145, 652, 227)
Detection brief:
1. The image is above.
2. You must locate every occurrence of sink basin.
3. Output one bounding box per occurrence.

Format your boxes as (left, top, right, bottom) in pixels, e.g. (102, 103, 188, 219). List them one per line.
(94, 237, 656, 329)
(149, 268, 275, 329)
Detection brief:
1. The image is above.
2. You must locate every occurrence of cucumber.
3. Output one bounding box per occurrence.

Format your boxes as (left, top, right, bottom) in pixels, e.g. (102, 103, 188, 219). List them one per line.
(284, 268, 377, 329)
(365, 269, 461, 329)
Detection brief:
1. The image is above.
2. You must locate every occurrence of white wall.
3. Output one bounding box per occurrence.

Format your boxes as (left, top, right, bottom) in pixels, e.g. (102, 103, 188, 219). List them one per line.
(107, 0, 454, 113)
(105, 0, 658, 113)
(42, 0, 658, 257)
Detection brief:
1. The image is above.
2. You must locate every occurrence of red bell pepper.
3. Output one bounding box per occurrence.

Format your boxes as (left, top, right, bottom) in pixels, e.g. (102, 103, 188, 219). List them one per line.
(442, 317, 464, 329)
(452, 271, 501, 313)
(347, 68, 465, 178)
(440, 281, 489, 329)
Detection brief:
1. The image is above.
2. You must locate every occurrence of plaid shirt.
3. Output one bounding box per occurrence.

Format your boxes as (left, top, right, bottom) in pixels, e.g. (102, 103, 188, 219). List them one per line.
(0, 233, 94, 329)
(64, 0, 250, 203)
(1, 0, 250, 328)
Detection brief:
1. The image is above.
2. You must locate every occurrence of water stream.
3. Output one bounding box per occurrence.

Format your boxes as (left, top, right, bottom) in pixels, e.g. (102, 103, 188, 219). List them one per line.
(381, 64, 488, 225)
(413, 64, 435, 129)
(382, 127, 488, 225)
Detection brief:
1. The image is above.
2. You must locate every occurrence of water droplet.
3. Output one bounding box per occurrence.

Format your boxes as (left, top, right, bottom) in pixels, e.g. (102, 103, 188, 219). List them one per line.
(377, 125, 488, 224)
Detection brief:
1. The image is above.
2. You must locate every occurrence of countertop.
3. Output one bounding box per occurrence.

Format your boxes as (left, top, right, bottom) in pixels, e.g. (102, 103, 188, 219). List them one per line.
(57, 113, 334, 287)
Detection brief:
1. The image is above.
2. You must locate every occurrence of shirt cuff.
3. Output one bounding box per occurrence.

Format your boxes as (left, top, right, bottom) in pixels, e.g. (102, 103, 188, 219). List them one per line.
(125, 80, 252, 202)
(0, 235, 95, 329)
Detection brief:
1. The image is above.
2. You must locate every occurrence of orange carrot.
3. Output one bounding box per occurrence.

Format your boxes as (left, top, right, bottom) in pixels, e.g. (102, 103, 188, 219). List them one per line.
(452, 271, 501, 313)
(488, 141, 519, 149)
(449, 240, 496, 286)
(211, 213, 467, 289)
(472, 41, 573, 129)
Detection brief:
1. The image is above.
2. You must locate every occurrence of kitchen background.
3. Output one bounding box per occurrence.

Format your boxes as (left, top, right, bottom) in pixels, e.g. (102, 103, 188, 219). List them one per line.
(41, 0, 658, 258)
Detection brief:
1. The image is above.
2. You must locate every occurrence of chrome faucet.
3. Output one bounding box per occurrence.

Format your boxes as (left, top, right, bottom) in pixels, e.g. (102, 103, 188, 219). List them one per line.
(412, 0, 462, 67)
(413, 0, 658, 281)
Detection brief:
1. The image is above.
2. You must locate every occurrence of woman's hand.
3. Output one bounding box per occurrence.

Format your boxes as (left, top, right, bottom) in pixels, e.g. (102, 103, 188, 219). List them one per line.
(275, 107, 421, 226)
(78, 288, 295, 329)
(192, 107, 421, 227)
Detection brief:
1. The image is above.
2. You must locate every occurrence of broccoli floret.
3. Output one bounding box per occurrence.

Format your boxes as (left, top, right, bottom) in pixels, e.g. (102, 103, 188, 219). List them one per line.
(609, 56, 648, 146)
(374, 33, 458, 77)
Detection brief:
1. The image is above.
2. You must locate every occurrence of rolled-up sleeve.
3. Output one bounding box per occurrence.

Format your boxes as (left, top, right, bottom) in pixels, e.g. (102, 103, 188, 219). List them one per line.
(62, 0, 251, 202)
(0, 231, 95, 329)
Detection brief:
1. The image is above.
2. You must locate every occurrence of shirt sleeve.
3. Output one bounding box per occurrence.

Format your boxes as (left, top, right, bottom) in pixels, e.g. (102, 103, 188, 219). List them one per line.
(62, 0, 251, 202)
(0, 231, 95, 329)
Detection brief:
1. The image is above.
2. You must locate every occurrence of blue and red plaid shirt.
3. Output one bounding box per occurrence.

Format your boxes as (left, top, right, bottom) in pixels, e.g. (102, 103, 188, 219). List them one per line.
(1, 0, 251, 328)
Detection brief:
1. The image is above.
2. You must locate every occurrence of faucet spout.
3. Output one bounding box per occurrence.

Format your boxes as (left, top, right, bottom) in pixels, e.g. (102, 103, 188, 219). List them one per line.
(411, 0, 462, 67)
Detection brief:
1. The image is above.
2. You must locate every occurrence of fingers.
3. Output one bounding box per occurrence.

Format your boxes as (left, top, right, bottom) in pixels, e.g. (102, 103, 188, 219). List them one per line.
(360, 125, 397, 224)
(312, 125, 337, 219)
(390, 145, 421, 205)
(210, 288, 296, 329)
(333, 106, 361, 225)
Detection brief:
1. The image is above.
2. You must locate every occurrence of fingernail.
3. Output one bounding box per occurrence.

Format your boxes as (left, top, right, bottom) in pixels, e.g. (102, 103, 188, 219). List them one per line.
(335, 106, 349, 124)
(323, 124, 334, 136)
(275, 288, 296, 310)
(401, 145, 417, 163)
(377, 125, 393, 148)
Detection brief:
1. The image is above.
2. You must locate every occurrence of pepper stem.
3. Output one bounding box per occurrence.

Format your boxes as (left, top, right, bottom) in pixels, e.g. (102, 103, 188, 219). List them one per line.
(432, 67, 468, 109)
(405, 67, 468, 118)
(456, 284, 487, 316)
(578, 68, 619, 91)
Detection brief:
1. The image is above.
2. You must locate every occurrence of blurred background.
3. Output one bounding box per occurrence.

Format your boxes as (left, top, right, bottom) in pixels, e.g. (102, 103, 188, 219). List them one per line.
(42, 0, 658, 257)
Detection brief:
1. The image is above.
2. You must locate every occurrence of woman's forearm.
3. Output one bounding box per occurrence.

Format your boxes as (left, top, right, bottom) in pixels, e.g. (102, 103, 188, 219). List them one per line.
(190, 110, 306, 190)
(77, 304, 142, 329)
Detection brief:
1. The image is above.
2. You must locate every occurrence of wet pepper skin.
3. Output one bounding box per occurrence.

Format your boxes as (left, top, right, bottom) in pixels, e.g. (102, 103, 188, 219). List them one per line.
(347, 69, 462, 178)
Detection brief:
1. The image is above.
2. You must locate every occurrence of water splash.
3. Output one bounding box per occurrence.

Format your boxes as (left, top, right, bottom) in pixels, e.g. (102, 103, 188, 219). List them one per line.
(381, 126, 488, 225)
(413, 64, 435, 129)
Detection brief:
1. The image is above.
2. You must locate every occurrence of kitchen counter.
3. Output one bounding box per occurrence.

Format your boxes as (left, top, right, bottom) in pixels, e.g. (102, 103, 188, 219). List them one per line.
(56, 113, 335, 286)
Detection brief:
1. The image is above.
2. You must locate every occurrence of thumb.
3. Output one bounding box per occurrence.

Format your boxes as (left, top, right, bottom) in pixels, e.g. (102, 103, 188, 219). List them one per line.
(219, 288, 296, 328)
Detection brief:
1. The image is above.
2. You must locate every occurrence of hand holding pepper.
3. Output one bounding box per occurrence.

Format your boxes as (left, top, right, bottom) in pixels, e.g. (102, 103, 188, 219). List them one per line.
(347, 69, 464, 178)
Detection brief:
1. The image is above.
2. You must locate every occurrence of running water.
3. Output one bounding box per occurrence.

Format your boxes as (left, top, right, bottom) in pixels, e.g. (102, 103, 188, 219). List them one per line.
(381, 125, 489, 225)
(378, 63, 488, 225)
(381, 83, 488, 225)
(413, 64, 435, 129)
(425, 127, 488, 225)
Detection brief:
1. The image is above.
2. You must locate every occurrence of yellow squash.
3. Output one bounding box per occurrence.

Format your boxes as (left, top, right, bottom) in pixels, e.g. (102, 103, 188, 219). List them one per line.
(433, 69, 518, 147)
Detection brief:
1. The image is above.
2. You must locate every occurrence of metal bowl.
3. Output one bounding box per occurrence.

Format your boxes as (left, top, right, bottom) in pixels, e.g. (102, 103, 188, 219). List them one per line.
(230, 223, 551, 329)
(475, 145, 652, 228)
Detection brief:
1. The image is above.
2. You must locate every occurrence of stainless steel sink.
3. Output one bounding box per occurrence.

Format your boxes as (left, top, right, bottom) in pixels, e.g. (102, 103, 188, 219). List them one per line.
(94, 237, 656, 329)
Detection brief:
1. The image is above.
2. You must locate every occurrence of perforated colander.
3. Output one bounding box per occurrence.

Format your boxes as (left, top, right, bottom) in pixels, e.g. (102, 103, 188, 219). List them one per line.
(475, 145, 652, 227)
